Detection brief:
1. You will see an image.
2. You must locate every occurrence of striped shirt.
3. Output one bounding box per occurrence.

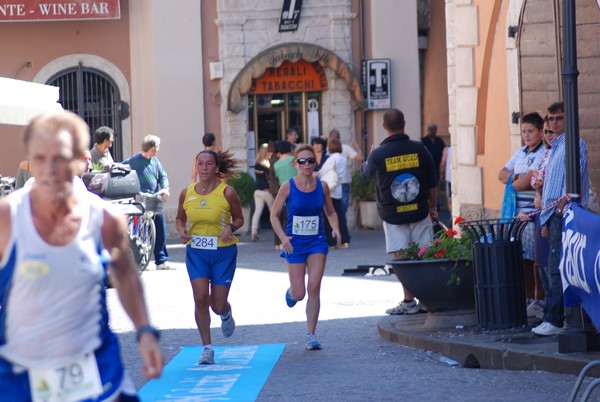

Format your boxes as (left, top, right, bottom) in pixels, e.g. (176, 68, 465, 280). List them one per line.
(505, 143, 545, 213)
(539, 133, 589, 225)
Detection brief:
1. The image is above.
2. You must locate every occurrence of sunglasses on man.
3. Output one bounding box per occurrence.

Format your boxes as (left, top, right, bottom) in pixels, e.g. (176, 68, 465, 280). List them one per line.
(296, 157, 316, 165)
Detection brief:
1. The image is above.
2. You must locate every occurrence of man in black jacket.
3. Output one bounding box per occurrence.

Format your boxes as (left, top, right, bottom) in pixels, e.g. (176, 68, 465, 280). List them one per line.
(361, 108, 438, 315)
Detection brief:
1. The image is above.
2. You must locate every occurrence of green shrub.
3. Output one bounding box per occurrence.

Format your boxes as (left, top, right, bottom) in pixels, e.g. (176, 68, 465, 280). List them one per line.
(350, 170, 377, 201)
(228, 171, 255, 206)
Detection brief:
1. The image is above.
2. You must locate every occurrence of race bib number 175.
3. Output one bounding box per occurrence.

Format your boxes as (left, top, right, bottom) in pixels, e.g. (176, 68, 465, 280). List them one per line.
(292, 215, 319, 236)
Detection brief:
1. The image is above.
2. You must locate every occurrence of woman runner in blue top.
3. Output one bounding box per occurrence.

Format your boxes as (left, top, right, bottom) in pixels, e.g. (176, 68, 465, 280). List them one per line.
(270, 144, 341, 350)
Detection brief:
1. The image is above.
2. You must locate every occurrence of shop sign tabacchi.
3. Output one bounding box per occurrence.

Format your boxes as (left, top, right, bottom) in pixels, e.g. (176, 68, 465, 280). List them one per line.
(250, 60, 327, 94)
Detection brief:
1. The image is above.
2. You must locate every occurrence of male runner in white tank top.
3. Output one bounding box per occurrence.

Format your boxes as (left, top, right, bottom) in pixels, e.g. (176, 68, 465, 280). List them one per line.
(0, 111, 164, 401)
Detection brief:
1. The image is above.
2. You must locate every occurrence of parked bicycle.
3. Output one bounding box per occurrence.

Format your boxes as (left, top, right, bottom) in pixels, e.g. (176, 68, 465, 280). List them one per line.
(109, 198, 150, 275)
(129, 191, 165, 272)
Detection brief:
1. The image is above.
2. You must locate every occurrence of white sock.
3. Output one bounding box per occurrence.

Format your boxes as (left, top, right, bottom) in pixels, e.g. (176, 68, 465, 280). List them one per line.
(221, 310, 231, 320)
(204, 344, 213, 350)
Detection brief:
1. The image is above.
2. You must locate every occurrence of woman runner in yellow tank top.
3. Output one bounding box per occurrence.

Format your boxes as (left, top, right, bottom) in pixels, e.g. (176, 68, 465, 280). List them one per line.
(175, 149, 244, 365)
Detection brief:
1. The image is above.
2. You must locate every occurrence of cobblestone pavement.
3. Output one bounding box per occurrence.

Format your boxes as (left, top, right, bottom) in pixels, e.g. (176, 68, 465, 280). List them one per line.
(107, 229, 590, 401)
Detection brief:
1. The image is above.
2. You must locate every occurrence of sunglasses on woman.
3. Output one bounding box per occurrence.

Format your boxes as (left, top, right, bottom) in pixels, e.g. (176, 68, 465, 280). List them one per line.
(296, 157, 316, 165)
(544, 129, 555, 135)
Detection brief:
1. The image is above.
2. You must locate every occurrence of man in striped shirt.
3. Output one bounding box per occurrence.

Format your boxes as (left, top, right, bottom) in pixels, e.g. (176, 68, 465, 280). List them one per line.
(533, 102, 589, 336)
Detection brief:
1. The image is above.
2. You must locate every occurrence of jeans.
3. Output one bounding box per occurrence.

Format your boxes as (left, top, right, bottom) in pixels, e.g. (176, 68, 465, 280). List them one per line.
(251, 189, 274, 235)
(154, 211, 169, 265)
(324, 198, 351, 245)
(341, 183, 350, 216)
(542, 212, 564, 327)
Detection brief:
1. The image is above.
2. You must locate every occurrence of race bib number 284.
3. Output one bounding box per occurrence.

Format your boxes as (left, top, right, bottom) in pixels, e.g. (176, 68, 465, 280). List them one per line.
(191, 235, 218, 250)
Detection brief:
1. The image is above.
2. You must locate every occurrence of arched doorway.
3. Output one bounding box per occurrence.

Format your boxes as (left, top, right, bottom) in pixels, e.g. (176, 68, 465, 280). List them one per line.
(228, 42, 366, 147)
(47, 64, 127, 161)
(247, 59, 328, 146)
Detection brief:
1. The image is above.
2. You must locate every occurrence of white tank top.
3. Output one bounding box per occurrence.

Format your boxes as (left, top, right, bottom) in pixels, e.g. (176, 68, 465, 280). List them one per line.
(0, 187, 107, 370)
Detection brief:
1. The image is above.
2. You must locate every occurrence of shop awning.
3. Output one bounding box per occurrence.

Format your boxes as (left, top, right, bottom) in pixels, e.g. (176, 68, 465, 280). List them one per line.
(0, 77, 63, 126)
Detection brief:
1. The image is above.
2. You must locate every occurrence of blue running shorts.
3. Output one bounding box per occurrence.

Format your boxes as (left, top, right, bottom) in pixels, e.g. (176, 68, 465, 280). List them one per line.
(280, 236, 328, 264)
(0, 332, 125, 402)
(186, 244, 237, 286)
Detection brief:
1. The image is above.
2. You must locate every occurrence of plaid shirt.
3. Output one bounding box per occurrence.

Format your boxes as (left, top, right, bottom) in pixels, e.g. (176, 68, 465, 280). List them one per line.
(540, 133, 589, 225)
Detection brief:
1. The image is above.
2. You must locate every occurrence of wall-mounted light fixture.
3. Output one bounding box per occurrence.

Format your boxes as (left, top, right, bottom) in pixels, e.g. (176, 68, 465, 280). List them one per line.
(511, 111, 520, 124)
(13, 61, 33, 78)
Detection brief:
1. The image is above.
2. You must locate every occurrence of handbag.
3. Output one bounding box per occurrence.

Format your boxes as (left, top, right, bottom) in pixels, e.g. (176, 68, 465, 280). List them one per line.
(321, 158, 338, 192)
(501, 174, 517, 218)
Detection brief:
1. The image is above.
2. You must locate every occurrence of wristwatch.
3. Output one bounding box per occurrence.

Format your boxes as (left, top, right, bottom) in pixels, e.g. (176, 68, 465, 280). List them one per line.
(136, 324, 160, 342)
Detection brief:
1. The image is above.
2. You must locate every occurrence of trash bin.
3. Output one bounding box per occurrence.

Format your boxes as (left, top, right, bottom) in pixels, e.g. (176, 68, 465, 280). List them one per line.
(460, 218, 528, 330)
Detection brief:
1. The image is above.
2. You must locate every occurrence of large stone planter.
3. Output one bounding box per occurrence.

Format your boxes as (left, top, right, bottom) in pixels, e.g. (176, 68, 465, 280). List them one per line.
(389, 259, 476, 330)
(359, 201, 383, 229)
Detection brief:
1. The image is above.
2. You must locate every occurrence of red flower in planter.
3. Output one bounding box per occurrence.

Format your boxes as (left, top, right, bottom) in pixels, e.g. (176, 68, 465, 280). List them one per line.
(454, 216, 465, 225)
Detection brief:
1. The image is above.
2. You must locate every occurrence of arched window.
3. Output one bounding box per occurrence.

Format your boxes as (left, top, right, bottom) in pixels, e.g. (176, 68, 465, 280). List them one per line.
(47, 64, 126, 161)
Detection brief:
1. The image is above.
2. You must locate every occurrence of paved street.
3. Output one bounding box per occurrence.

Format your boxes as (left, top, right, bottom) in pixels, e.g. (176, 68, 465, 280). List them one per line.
(107, 229, 585, 401)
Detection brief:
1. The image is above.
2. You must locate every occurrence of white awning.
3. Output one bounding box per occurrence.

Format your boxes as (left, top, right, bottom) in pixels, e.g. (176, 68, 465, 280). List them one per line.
(0, 77, 63, 126)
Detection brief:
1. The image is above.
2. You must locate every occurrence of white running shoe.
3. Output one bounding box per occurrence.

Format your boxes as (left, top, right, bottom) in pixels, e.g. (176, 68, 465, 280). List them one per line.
(385, 300, 422, 315)
(198, 347, 214, 364)
(532, 321, 561, 336)
(526, 301, 544, 318)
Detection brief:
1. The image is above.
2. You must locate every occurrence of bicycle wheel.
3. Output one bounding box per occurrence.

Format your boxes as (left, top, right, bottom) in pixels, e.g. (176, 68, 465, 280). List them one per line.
(138, 215, 156, 272)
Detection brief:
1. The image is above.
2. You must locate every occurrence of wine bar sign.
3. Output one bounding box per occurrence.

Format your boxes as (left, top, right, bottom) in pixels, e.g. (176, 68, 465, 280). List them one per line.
(0, 0, 120, 22)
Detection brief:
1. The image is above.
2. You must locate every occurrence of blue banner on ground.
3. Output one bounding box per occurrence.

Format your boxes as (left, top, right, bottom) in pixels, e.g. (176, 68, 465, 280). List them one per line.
(138, 343, 285, 401)
(560, 204, 600, 328)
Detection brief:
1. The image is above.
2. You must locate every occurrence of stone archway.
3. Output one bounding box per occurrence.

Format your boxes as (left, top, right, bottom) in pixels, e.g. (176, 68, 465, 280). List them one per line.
(227, 42, 366, 114)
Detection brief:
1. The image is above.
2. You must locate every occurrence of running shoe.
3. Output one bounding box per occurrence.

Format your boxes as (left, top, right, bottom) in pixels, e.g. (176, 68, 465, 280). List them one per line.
(198, 347, 214, 364)
(526, 300, 544, 318)
(532, 321, 561, 336)
(385, 300, 421, 315)
(285, 288, 297, 308)
(306, 333, 321, 350)
(221, 311, 235, 338)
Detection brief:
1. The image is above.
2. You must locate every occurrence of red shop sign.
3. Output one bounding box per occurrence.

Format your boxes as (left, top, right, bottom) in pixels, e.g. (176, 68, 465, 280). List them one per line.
(0, 0, 121, 22)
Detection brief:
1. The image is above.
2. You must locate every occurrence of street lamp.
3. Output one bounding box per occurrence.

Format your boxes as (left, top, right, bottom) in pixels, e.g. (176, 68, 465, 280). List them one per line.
(558, 0, 600, 354)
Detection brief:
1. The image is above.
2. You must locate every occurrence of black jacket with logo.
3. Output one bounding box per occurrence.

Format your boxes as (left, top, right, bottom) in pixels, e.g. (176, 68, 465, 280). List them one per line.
(361, 133, 437, 224)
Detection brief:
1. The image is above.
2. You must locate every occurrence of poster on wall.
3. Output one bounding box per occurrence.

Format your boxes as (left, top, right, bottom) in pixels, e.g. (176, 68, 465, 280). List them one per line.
(279, 0, 303, 32)
(364, 59, 391, 110)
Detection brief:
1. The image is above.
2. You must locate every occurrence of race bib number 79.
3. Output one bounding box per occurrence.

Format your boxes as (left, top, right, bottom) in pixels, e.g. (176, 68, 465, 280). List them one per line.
(29, 353, 103, 402)
(292, 215, 319, 235)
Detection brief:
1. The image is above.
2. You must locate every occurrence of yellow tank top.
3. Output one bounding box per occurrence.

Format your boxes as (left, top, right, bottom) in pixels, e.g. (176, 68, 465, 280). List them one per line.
(184, 182, 237, 247)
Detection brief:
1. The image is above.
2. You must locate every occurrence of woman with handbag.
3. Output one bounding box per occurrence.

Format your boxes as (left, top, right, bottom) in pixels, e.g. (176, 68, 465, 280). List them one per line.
(318, 138, 351, 248)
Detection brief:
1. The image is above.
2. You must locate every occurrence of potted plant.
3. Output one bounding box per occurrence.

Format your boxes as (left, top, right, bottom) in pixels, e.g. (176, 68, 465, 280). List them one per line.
(389, 217, 476, 329)
(350, 170, 382, 229)
(227, 171, 255, 235)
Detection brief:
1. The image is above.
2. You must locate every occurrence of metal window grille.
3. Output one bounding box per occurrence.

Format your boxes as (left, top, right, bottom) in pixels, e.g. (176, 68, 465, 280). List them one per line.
(47, 63, 124, 161)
